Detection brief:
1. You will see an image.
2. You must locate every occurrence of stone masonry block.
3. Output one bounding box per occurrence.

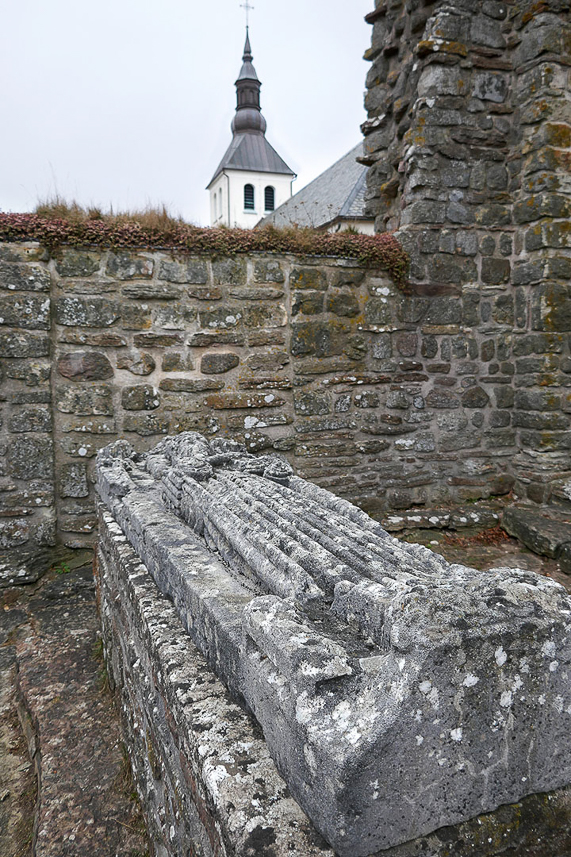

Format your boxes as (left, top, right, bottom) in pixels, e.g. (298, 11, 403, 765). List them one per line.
(253, 259, 285, 283)
(473, 71, 509, 103)
(106, 252, 154, 280)
(211, 258, 247, 285)
(158, 258, 208, 284)
(289, 268, 327, 291)
(372, 333, 392, 359)
(121, 385, 161, 411)
(0, 244, 47, 263)
(5, 359, 51, 386)
(526, 221, 571, 252)
(531, 284, 571, 332)
(246, 352, 289, 373)
(56, 385, 114, 416)
(187, 285, 222, 300)
(121, 283, 183, 300)
(514, 390, 560, 412)
(55, 250, 101, 277)
(0, 262, 51, 291)
(424, 297, 462, 326)
(364, 297, 392, 326)
(354, 391, 380, 409)
(0, 331, 49, 357)
(421, 335, 438, 359)
(116, 352, 156, 376)
(120, 303, 152, 331)
(493, 295, 515, 326)
(0, 294, 50, 330)
(134, 333, 183, 348)
(291, 321, 349, 358)
(58, 462, 89, 498)
(293, 392, 331, 416)
(243, 304, 287, 328)
(8, 407, 52, 433)
(512, 412, 568, 430)
(161, 352, 193, 373)
(55, 297, 120, 328)
(159, 379, 224, 393)
(396, 333, 418, 357)
(325, 291, 360, 318)
(122, 414, 170, 437)
(495, 386, 515, 409)
(57, 351, 114, 381)
(154, 304, 197, 330)
(331, 270, 366, 289)
(461, 387, 490, 409)
(201, 352, 240, 374)
(513, 333, 565, 356)
(205, 393, 285, 410)
(0, 518, 29, 549)
(481, 258, 510, 285)
(198, 307, 243, 330)
(8, 435, 53, 480)
(426, 389, 460, 409)
(292, 291, 324, 316)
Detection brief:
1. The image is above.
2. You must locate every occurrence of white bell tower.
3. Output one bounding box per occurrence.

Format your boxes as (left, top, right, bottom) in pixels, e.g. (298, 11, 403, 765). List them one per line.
(207, 29, 296, 229)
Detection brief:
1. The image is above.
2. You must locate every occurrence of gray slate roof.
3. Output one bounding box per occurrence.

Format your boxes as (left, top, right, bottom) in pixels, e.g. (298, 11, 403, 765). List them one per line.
(208, 133, 295, 188)
(261, 143, 370, 229)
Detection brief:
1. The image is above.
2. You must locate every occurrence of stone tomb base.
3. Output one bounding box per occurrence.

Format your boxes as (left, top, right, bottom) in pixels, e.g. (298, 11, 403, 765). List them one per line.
(97, 506, 571, 857)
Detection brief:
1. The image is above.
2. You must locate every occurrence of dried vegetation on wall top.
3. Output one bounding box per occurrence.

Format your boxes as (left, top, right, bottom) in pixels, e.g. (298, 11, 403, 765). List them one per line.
(0, 213, 409, 290)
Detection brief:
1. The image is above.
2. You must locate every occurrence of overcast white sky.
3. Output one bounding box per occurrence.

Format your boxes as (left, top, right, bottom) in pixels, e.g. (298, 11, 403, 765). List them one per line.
(1, 0, 373, 226)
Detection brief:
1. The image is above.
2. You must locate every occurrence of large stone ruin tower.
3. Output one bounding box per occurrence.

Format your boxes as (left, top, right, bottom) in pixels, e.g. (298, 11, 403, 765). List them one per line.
(362, 0, 571, 503)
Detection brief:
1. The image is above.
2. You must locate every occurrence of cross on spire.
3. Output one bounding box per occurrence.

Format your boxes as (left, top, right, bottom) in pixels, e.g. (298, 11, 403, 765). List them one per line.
(240, 1, 254, 27)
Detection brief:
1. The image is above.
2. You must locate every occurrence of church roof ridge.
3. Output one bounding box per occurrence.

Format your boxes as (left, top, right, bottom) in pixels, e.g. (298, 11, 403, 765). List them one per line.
(261, 143, 368, 229)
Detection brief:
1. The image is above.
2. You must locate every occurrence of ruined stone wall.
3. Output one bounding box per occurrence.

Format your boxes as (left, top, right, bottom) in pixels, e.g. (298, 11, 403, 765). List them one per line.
(0, 231, 569, 560)
(0, 243, 55, 568)
(0, 244, 408, 558)
(362, 0, 571, 503)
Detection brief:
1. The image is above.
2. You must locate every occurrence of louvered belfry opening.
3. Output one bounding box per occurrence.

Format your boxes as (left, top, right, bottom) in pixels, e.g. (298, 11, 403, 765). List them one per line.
(264, 185, 275, 211)
(244, 183, 255, 210)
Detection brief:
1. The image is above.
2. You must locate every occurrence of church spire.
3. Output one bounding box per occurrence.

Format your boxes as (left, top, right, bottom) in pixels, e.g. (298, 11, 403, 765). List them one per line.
(243, 27, 253, 62)
(206, 25, 295, 226)
(231, 30, 267, 136)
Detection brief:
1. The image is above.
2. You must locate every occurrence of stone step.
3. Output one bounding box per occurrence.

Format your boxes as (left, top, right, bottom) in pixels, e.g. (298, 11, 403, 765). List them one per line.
(502, 505, 571, 572)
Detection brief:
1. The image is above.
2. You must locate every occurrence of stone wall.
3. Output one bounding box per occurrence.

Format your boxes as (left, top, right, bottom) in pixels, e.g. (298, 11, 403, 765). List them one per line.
(0, 242, 55, 570)
(1, 224, 570, 561)
(362, 0, 571, 505)
(0, 241, 513, 561)
(0, 217, 571, 553)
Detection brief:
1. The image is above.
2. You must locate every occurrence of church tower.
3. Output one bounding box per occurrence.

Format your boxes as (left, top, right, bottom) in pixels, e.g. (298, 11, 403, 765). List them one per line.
(207, 30, 296, 228)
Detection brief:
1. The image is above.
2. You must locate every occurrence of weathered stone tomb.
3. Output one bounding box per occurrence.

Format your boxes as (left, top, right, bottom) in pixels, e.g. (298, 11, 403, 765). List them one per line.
(97, 432, 571, 856)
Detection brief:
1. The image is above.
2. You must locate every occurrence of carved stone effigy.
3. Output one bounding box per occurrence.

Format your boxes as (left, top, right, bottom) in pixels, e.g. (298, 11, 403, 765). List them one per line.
(96, 432, 571, 856)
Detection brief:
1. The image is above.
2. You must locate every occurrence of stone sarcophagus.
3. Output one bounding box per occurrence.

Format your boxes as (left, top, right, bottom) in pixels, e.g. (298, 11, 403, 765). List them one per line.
(97, 433, 571, 856)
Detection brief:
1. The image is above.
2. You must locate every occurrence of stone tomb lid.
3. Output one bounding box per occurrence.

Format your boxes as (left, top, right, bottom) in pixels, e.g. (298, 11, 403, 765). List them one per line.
(96, 432, 571, 856)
